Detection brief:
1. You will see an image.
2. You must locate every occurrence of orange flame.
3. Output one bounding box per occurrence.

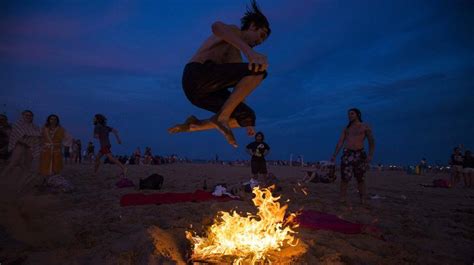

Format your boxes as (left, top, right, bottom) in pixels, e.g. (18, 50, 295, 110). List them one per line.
(186, 186, 299, 264)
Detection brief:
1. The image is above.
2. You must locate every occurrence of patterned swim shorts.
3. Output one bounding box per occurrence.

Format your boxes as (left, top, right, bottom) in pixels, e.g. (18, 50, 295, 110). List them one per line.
(341, 149, 368, 183)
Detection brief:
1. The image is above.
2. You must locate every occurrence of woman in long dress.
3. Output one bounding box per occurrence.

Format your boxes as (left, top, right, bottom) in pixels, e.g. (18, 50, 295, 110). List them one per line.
(39, 114, 73, 177)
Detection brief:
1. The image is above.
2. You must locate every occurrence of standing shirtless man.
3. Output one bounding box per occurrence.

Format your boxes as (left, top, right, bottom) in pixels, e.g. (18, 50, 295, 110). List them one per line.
(331, 108, 375, 204)
(168, 0, 270, 148)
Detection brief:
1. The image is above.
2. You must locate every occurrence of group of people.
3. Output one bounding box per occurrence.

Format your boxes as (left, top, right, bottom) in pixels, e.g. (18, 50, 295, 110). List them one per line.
(242, 108, 375, 204)
(450, 146, 473, 187)
(163, 1, 376, 204)
(62, 139, 84, 164)
(0, 110, 73, 179)
(2, 1, 468, 207)
(0, 111, 128, 181)
(130, 147, 164, 165)
(110, 153, 180, 166)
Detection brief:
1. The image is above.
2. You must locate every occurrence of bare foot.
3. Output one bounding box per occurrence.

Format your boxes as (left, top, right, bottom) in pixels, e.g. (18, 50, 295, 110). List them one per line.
(211, 116, 237, 148)
(246, 126, 256, 136)
(167, 115, 199, 134)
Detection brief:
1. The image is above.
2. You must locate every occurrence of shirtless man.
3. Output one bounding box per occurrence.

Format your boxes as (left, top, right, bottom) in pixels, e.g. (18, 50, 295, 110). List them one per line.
(331, 108, 375, 204)
(168, 0, 270, 148)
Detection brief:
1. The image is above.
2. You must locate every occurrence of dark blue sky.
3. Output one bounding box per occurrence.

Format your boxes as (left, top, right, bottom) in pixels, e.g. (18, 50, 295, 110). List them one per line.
(1, 0, 473, 164)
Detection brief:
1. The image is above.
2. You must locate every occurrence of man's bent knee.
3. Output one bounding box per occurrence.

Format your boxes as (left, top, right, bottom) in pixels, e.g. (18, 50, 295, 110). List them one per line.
(242, 70, 267, 83)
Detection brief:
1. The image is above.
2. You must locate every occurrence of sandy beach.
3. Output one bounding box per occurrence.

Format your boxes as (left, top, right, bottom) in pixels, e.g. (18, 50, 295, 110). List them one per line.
(0, 162, 473, 265)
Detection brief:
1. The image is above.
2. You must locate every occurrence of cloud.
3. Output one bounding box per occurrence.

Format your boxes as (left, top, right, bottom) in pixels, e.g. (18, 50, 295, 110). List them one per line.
(0, 0, 136, 39)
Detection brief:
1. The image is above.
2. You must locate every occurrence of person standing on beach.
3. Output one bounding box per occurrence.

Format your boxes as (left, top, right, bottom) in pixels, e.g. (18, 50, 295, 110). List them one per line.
(450, 146, 463, 186)
(2, 110, 42, 175)
(419, 158, 427, 175)
(330, 108, 375, 205)
(38, 114, 73, 177)
(462, 150, 473, 188)
(246, 131, 270, 185)
(143, 147, 153, 164)
(63, 145, 70, 165)
(75, 140, 82, 164)
(168, 0, 271, 148)
(86, 141, 95, 163)
(133, 147, 142, 165)
(93, 114, 127, 177)
(0, 114, 12, 161)
(71, 139, 78, 163)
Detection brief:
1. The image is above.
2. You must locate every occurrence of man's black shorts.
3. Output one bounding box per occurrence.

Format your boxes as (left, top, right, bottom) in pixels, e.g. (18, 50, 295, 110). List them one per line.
(182, 61, 267, 127)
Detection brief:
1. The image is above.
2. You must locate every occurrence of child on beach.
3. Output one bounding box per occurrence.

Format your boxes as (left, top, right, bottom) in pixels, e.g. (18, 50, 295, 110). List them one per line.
(246, 131, 270, 186)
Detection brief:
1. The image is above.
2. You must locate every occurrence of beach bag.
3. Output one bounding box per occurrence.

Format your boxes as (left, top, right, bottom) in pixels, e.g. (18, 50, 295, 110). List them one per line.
(139, 174, 164, 190)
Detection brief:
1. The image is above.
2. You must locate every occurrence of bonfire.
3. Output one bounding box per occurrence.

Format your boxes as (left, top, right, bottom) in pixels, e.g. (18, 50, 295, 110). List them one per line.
(186, 186, 300, 264)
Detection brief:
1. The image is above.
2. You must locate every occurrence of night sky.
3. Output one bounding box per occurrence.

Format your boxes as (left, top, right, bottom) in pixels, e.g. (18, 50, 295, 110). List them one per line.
(1, 0, 473, 165)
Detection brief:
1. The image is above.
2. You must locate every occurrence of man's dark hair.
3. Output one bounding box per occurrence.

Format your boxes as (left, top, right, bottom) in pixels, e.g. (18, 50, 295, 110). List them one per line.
(94, 114, 107, 126)
(255, 131, 265, 141)
(346, 108, 362, 128)
(45, 114, 60, 127)
(241, 0, 271, 36)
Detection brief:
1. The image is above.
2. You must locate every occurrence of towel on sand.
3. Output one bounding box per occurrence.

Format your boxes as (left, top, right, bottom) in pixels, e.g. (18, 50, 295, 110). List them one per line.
(120, 190, 239, 207)
(296, 210, 383, 239)
(419, 179, 451, 188)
